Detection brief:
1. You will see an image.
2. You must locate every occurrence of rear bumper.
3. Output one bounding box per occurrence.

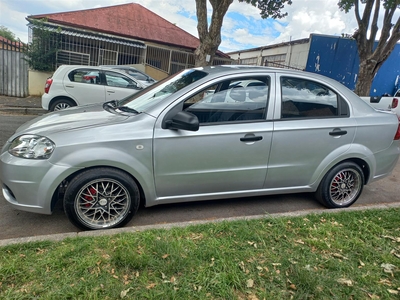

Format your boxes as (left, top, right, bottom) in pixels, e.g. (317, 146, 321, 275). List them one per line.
(41, 93, 51, 110)
(370, 141, 400, 183)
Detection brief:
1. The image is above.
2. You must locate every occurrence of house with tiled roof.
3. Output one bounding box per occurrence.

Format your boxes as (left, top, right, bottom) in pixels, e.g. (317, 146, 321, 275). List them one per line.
(27, 3, 231, 79)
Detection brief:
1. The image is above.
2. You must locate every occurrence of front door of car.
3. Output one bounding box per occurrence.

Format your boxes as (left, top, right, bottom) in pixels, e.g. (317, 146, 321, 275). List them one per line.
(104, 71, 142, 102)
(64, 68, 106, 106)
(153, 75, 274, 198)
(265, 75, 357, 189)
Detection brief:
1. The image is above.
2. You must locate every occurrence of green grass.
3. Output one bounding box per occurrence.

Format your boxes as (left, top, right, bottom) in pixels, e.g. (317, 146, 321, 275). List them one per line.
(1, 208, 399, 299)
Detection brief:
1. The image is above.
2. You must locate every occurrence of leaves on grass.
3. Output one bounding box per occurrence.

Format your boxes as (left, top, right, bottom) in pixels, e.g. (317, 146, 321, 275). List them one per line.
(380, 263, 396, 274)
(247, 241, 257, 248)
(382, 235, 400, 242)
(193, 285, 202, 291)
(146, 282, 156, 289)
(120, 287, 132, 298)
(378, 279, 392, 286)
(246, 279, 254, 288)
(189, 233, 204, 240)
(210, 257, 215, 267)
(294, 239, 305, 245)
(387, 289, 399, 295)
(337, 278, 353, 286)
(162, 254, 169, 259)
(332, 253, 348, 260)
(390, 249, 400, 258)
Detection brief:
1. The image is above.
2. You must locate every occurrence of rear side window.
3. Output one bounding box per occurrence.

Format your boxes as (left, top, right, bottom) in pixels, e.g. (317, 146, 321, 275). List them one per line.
(281, 77, 338, 119)
(104, 71, 139, 89)
(68, 69, 101, 85)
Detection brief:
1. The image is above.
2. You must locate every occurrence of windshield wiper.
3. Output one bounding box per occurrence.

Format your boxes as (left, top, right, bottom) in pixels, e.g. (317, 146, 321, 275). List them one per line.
(116, 106, 139, 114)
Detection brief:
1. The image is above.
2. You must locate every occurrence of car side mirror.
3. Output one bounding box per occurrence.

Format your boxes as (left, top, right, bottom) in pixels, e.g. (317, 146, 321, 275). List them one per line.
(165, 111, 199, 131)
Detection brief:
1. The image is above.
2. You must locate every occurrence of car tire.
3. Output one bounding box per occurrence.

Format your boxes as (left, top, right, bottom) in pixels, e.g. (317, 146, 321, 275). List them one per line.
(316, 162, 364, 208)
(49, 98, 76, 111)
(63, 168, 140, 230)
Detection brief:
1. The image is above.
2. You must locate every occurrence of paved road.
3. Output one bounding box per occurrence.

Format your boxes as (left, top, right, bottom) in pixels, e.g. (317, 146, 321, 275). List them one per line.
(0, 114, 399, 240)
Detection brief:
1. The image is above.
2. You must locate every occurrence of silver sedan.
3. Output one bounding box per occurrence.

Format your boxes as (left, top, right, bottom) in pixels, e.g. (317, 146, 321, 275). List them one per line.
(1, 66, 400, 230)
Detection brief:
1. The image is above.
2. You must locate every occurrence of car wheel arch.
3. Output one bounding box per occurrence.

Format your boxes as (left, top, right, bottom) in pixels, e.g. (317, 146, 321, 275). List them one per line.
(310, 144, 373, 189)
(49, 96, 78, 109)
(50, 165, 148, 213)
(322, 158, 370, 185)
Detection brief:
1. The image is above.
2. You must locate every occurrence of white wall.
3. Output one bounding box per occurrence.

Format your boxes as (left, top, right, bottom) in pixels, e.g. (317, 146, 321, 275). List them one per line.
(29, 70, 53, 96)
(229, 40, 311, 70)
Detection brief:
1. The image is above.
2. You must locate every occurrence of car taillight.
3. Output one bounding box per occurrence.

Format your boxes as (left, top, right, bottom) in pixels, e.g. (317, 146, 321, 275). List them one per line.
(44, 78, 53, 94)
(391, 98, 398, 109)
(395, 115, 400, 140)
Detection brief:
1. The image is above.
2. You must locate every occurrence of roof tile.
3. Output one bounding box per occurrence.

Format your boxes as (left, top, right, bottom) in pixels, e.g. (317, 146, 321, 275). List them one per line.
(29, 3, 200, 50)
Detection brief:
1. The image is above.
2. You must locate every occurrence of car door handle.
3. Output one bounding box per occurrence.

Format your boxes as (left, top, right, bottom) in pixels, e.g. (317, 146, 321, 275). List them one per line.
(65, 85, 74, 88)
(107, 90, 115, 93)
(240, 136, 263, 142)
(329, 129, 347, 136)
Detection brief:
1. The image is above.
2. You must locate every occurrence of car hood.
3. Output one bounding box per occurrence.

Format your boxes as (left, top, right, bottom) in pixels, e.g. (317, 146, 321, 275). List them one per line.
(13, 104, 129, 138)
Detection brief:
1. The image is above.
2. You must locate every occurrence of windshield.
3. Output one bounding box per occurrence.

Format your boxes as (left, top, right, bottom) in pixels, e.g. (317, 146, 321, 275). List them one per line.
(118, 69, 208, 112)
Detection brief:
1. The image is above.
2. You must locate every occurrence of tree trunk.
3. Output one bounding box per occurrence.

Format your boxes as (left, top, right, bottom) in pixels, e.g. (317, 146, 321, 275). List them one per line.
(354, 60, 375, 96)
(194, 0, 233, 67)
(343, 0, 400, 96)
(194, 38, 219, 67)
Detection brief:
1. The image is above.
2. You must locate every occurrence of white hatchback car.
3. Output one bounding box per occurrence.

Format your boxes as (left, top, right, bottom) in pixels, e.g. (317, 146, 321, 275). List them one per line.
(42, 65, 146, 111)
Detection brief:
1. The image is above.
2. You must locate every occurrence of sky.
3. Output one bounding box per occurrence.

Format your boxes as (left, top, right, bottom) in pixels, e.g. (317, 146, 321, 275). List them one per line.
(0, 0, 396, 53)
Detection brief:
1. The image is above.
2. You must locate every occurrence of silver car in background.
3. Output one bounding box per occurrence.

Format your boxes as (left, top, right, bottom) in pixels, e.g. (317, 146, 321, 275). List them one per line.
(1, 66, 400, 230)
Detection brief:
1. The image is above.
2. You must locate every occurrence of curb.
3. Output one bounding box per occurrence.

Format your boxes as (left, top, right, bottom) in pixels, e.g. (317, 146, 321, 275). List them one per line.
(0, 107, 47, 115)
(1, 202, 399, 247)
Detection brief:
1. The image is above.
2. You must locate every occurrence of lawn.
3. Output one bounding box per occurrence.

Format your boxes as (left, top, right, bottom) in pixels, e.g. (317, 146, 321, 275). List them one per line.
(1, 208, 399, 299)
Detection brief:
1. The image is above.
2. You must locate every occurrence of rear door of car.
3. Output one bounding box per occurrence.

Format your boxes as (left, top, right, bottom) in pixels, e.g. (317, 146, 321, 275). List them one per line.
(265, 74, 357, 189)
(63, 68, 106, 105)
(103, 71, 143, 101)
(153, 73, 275, 198)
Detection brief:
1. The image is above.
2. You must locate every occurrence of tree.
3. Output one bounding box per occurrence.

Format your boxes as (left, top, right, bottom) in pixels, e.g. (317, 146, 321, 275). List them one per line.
(23, 19, 61, 72)
(194, 0, 292, 67)
(338, 0, 400, 96)
(0, 25, 18, 42)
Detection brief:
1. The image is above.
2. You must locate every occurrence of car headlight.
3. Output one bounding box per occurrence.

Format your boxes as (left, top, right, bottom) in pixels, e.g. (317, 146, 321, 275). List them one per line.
(8, 135, 55, 159)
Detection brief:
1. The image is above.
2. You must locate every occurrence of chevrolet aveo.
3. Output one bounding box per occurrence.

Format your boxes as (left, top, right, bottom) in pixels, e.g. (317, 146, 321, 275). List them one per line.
(1, 66, 400, 230)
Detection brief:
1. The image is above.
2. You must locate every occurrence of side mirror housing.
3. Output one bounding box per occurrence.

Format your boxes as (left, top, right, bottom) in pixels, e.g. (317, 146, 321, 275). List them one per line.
(165, 111, 199, 131)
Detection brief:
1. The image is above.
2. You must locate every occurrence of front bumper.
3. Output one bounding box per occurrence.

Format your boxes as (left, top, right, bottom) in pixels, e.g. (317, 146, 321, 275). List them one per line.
(0, 148, 81, 215)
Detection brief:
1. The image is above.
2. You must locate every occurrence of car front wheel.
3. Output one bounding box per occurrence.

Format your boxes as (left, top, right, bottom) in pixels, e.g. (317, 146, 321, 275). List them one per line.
(63, 168, 140, 230)
(49, 98, 76, 111)
(316, 162, 364, 208)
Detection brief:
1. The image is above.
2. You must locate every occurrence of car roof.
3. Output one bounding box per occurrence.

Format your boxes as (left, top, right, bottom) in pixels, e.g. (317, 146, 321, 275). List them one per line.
(194, 65, 354, 93)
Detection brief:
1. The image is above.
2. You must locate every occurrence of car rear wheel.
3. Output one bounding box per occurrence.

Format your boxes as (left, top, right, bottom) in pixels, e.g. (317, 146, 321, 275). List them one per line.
(63, 168, 140, 230)
(50, 98, 76, 111)
(316, 162, 364, 208)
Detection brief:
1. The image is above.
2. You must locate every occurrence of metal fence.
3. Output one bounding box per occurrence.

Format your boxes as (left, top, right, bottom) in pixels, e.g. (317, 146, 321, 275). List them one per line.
(0, 39, 29, 97)
(146, 45, 232, 75)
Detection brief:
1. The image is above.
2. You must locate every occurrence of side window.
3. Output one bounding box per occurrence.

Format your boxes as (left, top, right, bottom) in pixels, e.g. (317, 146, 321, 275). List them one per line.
(183, 77, 269, 124)
(104, 71, 138, 89)
(281, 77, 338, 119)
(125, 70, 148, 81)
(68, 69, 101, 85)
